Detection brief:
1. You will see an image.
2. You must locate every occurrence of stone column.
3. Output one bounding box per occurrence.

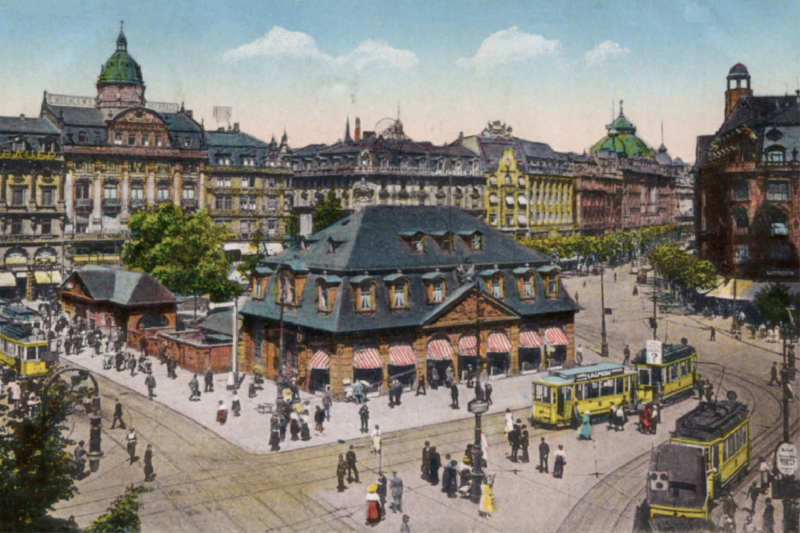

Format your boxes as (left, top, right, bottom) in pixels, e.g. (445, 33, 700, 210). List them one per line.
(173, 172, 180, 204)
(199, 170, 206, 210)
(92, 175, 102, 229)
(146, 174, 155, 205)
(121, 173, 129, 217)
(29, 173, 37, 208)
(64, 170, 73, 219)
(0, 166, 6, 206)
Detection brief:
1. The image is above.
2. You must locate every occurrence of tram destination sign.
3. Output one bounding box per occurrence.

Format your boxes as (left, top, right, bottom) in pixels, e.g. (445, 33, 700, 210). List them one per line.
(573, 367, 625, 383)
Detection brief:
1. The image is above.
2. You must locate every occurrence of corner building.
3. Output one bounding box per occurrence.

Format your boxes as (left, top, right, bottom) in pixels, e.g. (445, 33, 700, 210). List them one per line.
(240, 205, 578, 400)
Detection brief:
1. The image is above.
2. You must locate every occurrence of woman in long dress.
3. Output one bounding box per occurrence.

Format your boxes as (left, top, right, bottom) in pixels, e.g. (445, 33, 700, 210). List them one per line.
(479, 477, 497, 517)
(578, 411, 592, 440)
(366, 485, 381, 525)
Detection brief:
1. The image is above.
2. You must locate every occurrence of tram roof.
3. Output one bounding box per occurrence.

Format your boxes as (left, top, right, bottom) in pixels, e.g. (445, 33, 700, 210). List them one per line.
(0, 320, 35, 341)
(648, 442, 706, 510)
(539, 362, 629, 384)
(673, 401, 749, 442)
(634, 344, 696, 366)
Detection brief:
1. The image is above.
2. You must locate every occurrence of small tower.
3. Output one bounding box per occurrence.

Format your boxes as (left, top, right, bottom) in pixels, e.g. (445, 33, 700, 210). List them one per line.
(725, 63, 753, 119)
(355, 117, 361, 142)
(344, 117, 352, 143)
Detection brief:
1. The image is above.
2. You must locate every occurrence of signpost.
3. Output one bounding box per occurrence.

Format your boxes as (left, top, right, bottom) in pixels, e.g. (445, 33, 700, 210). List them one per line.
(468, 398, 489, 504)
(646, 340, 663, 365)
(777, 443, 798, 477)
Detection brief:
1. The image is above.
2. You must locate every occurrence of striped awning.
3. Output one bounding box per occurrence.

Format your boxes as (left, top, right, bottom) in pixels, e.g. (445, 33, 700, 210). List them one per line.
(545, 327, 569, 346)
(308, 350, 330, 370)
(353, 347, 383, 369)
(458, 334, 478, 356)
(389, 343, 418, 366)
(520, 330, 544, 348)
(487, 331, 512, 353)
(427, 339, 453, 360)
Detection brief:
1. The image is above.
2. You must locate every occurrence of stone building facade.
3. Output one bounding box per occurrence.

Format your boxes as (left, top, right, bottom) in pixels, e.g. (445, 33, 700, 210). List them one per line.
(240, 205, 578, 400)
(695, 64, 800, 280)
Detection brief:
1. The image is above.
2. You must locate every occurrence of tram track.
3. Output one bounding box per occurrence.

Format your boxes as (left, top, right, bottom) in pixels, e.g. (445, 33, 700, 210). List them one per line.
(557, 363, 793, 533)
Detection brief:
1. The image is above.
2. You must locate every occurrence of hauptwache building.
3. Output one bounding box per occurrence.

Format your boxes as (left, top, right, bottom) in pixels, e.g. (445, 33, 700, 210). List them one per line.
(240, 205, 579, 400)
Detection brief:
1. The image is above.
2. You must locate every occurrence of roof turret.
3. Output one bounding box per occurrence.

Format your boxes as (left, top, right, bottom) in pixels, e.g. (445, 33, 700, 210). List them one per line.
(589, 101, 655, 160)
(98, 23, 144, 86)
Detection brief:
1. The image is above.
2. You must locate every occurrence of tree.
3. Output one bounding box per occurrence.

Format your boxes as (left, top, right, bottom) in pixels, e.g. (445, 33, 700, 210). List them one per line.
(754, 283, 800, 328)
(0, 378, 86, 531)
(122, 204, 240, 302)
(236, 222, 265, 281)
(285, 208, 301, 239)
(313, 192, 344, 233)
(86, 485, 153, 533)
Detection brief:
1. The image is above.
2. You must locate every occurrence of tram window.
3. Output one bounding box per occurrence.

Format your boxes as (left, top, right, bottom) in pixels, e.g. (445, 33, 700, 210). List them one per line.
(615, 377, 624, 394)
(652, 369, 664, 385)
(17, 345, 24, 358)
(587, 381, 600, 399)
(27, 347, 37, 361)
(600, 379, 615, 396)
(575, 384, 584, 400)
(39, 346, 49, 359)
(680, 361, 687, 376)
(638, 369, 650, 385)
(561, 387, 573, 401)
(670, 364, 680, 381)
(711, 444, 719, 471)
(536, 385, 552, 403)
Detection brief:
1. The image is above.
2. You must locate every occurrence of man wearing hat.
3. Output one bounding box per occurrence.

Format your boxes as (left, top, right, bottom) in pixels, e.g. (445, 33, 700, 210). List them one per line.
(336, 454, 347, 492)
(390, 471, 403, 513)
(762, 497, 775, 533)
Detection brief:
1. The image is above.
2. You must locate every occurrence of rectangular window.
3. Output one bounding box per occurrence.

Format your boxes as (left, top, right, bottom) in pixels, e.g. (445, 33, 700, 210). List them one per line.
(768, 150, 785, 163)
(489, 214, 498, 225)
(242, 176, 255, 188)
(42, 219, 51, 235)
(142, 135, 150, 147)
(242, 157, 256, 167)
(216, 177, 231, 188)
(114, 132, 122, 145)
(240, 220, 252, 238)
(586, 381, 600, 399)
(282, 278, 296, 305)
(412, 235, 425, 252)
(318, 285, 328, 311)
(433, 280, 445, 302)
(11, 188, 25, 206)
(522, 275, 534, 298)
(157, 187, 170, 202)
(394, 284, 406, 308)
(735, 245, 750, 264)
(575, 384, 584, 400)
(506, 214, 514, 226)
(615, 377, 624, 395)
(240, 195, 256, 211)
(41, 188, 54, 206)
(182, 187, 195, 200)
(548, 277, 558, 297)
(156, 136, 164, 147)
(104, 185, 118, 199)
(131, 185, 144, 200)
(492, 277, 503, 298)
(254, 279, 265, 299)
(768, 182, 790, 202)
(670, 363, 680, 381)
(600, 379, 615, 396)
(770, 244, 792, 260)
(11, 219, 22, 235)
(267, 196, 279, 210)
(472, 234, 482, 250)
(360, 287, 373, 310)
(128, 134, 136, 146)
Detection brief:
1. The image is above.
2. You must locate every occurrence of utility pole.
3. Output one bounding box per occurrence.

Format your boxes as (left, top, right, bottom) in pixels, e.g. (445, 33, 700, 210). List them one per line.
(652, 264, 658, 340)
(232, 296, 239, 386)
(600, 265, 609, 357)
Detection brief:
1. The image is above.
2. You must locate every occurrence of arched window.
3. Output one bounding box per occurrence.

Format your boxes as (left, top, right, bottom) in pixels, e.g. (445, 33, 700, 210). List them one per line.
(519, 272, 535, 299)
(137, 314, 169, 329)
(391, 280, 408, 309)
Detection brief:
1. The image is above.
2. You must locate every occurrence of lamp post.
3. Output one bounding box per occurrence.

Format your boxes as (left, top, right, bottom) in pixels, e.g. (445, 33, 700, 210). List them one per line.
(600, 265, 609, 357)
(467, 397, 489, 504)
(42, 368, 104, 472)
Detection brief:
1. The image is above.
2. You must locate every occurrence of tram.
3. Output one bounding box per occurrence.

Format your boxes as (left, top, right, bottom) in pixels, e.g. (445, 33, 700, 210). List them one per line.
(647, 400, 751, 529)
(632, 341, 698, 405)
(0, 319, 55, 377)
(531, 362, 637, 428)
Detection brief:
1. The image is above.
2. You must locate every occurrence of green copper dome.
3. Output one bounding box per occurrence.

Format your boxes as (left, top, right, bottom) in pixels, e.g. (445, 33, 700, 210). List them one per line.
(589, 102, 654, 160)
(98, 29, 144, 85)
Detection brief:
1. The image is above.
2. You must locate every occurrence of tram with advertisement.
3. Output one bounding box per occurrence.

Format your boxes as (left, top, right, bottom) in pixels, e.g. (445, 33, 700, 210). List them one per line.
(647, 399, 751, 530)
(531, 362, 638, 428)
(0, 318, 55, 377)
(632, 340, 699, 406)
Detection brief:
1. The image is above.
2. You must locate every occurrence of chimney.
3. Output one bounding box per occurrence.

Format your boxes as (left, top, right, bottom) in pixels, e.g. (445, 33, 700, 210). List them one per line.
(355, 117, 361, 142)
(19, 114, 25, 121)
(233, 122, 240, 132)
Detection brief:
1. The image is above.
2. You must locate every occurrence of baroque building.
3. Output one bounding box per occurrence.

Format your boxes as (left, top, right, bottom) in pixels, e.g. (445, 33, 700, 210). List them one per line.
(0, 116, 65, 299)
(695, 64, 800, 280)
(240, 206, 578, 399)
(290, 117, 484, 229)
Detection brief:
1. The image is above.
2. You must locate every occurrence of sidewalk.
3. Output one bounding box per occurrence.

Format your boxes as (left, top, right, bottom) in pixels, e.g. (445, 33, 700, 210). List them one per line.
(57, 339, 607, 455)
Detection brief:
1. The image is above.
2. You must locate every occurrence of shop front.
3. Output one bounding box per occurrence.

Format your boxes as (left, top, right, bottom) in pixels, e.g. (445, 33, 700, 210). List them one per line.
(308, 348, 330, 394)
(353, 344, 383, 394)
(426, 337, 454, 387)
(487, 331, 512, 378)
(457, 334, 479, 381)
(388, 340, 418, 389)
(519, 329, 543, 373)
(544, 327, 569, 369)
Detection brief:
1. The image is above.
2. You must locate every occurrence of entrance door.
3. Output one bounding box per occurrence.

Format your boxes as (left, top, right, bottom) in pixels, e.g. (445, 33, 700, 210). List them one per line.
(559, 386, 573, 418)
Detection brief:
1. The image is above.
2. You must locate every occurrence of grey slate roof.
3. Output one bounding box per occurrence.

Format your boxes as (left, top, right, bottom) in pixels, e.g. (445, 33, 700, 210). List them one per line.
(0, 116, 62, 135)
(66, 266, 176, 307)
(241, 206, 577, 335)
(199, 309, 233, 337)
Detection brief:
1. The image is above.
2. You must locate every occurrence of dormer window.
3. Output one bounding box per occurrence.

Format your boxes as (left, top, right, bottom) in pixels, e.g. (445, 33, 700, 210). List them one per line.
(254, 277, 266, 299)
(78, 132, 87, 143)
(548, 277, 558, 296)
(114, 132, 122, 145)
(491, 275, 504, 298)
(156, 136, 164, 147)
(520, 273, 534, 299)
(433, 279, 446, 303)
(279, 275, 296, 305)
(359, 282, 374, 311)
(412, 234, 425, 252)
(393, 281, 408, 308)
(128, 134, 136, 145)
(142, 135, 151, 147)
(539, 267, 560, 298)
(471, 233, 483, 250)
(243, 156, 256, 167)
(318, 284, 329, 311)
(183, 137, 191, 148)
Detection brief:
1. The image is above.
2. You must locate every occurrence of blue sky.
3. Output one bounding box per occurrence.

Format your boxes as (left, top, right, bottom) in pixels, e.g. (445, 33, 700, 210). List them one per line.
(0, 0, 798, 160)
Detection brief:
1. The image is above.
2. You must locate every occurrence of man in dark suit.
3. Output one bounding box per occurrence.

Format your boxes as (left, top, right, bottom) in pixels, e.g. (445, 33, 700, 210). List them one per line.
(111, 398, 126, 429)
(539, 436, 550, 473)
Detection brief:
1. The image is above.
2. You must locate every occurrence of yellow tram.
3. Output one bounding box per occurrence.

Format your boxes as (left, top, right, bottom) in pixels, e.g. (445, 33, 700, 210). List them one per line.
(0, 319, 54, 377)
(633, 341, 698, 405)
(648, 400, 751, 529)
(532, 362, 637, 428)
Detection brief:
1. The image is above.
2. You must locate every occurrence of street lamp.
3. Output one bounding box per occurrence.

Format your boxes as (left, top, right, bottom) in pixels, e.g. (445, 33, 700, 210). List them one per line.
(467, 397, 489, 504)
(600, 264, 609, 357)
(42, 368, 104, 472)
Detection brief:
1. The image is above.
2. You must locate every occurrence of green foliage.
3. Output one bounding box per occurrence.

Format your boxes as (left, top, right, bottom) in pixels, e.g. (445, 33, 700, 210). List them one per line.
(649, 243, 718, 291)
(285, 208, 301, 237)
(754, 283, 800, 328)
(0, 378, 89, 531)
(313, 192, 344, 233)
(236, 222, 265, 280)
(86, 485, 153, 533)
(122, 203, 240, 302)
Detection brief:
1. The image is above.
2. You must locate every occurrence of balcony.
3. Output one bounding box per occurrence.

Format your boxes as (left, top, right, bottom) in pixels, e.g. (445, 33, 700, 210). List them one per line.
(130, 199, 146, 212)
(102, 198, 121, 212)
(181, 198, 198, 210)
(74, 199, 93, 212)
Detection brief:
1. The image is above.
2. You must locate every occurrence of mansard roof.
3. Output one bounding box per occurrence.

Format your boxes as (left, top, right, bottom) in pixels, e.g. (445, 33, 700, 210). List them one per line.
(66, 266, 175, 307)
(0, 116, 61, 135)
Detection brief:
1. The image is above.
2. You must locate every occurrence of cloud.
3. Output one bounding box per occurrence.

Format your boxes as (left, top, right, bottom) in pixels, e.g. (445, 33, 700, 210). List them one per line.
(585, 40, 630, 66)
(223, 27, 417, 71)
(223, 26, 328, 62)
(456, 27, 560, 71)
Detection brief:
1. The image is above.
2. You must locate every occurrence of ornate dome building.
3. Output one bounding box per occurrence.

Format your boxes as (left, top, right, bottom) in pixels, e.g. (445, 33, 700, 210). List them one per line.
(589, 102, 655, 161)
(96, 26, 146, 110)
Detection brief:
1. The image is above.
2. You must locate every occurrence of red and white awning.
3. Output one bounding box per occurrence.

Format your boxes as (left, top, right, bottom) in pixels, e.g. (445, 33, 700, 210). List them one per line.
(487, 331, 513, 353)
(308, 350, 330, 370)
(545, 327, 569, 346)
(389, 343, 418, 366)
(354, 347, 383, 369)
(520, 330, 544, 348)
(458, 334, 478, 356)
(427, 338, 453, 360)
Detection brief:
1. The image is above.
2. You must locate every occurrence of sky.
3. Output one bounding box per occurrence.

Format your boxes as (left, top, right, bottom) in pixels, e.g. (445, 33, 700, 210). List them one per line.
(0, 0, 798, 161)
